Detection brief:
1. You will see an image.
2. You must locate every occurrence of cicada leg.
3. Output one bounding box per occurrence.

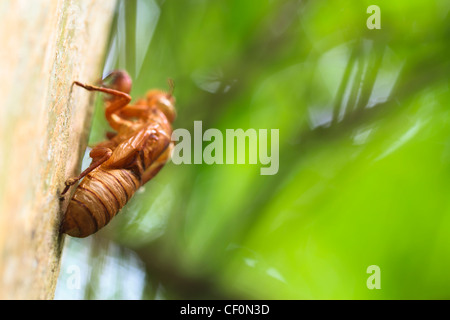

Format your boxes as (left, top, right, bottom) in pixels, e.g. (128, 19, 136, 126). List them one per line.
(73, 81, 133, 131)
(61, 146, 113, 197)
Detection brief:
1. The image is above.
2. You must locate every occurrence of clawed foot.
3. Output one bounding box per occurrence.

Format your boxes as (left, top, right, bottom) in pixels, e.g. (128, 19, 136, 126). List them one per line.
(60, 178, 78, 199)
(65, 178, 78, 186)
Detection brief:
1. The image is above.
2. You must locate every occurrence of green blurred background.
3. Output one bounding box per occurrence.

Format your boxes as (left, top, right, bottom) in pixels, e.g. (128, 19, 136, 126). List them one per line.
(55, 0, 450, 299)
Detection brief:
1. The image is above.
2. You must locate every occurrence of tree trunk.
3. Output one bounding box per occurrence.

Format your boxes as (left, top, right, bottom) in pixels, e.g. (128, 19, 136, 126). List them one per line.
(0, 0, 116, 300)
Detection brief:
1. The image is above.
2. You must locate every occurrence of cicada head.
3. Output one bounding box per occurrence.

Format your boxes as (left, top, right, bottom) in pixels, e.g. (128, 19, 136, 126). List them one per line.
(146, 79, 176, 123)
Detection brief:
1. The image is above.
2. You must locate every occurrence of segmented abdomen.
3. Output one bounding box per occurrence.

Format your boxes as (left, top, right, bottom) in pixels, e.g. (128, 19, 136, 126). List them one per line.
(61, 168, 140, 238)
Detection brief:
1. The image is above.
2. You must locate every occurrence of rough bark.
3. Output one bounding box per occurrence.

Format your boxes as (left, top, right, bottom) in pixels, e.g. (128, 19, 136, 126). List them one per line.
(0, 0, 116, 300)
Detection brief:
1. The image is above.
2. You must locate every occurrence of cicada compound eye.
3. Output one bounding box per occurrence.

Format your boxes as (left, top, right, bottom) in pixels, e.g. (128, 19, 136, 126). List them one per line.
(103, 70, 132, 94)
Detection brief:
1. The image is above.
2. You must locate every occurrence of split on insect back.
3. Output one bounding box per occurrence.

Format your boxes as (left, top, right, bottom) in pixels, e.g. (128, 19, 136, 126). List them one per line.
(60, 70, 176, 238)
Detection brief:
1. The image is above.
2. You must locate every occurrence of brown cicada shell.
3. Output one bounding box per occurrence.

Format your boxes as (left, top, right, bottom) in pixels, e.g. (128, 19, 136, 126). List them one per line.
(60, 70, 176, 238)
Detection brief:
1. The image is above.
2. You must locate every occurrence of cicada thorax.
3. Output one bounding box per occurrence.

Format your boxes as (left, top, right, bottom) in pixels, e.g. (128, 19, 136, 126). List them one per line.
(61, 167, 140, 238)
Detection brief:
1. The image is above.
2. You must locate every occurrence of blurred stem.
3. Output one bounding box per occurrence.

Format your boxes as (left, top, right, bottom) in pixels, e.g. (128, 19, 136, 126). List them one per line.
(355, 45, 384, 111)
(345, 47, 364, 114)
(332, 40, 359, 124)
(125, 0, 137, 78)
(84, 236, 108, 299)
(134, 243, 241, 299)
